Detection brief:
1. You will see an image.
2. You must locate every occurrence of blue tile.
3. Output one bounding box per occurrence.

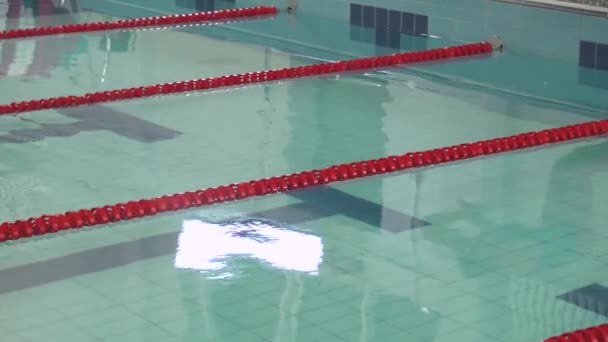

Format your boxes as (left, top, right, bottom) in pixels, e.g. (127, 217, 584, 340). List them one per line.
(362, 5, 375, 28)
(388, 30, 401, 49)
(361, 27, 375, 44)
(388, 10, 401, 32)
(597, 42, 608, 70)
(195, 0, 206, 10)
(214, 0, 235, 10)
(401, 35, 414, 51)
(401, 12, 415, 35)
(176, 0, 206, 10)
(350, 25, 362, 42)
(579, 67, 608, 89)
(350, 3, 362, 26)
(414, 14, 428, 36)
(558, 283, 608, 317)
(375, 7, 388, 29)
(415, 38, 428, 50)
(579, 41, 597, 68)
(204, 0, 214, 11)
(375, 27, 388, 47)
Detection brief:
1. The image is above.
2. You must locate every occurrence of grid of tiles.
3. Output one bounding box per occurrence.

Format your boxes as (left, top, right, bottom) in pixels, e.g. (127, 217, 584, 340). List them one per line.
(578, 41, 608, 89)
(1, 137, 607, 342)
(579, 41, 608, 70)
(349, 3, 428, 50)
(175, 0, 235, 12)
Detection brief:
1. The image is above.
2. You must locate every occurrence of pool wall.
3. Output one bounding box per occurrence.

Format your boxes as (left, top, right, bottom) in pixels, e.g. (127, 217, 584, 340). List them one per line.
(81, 0, 608, 111)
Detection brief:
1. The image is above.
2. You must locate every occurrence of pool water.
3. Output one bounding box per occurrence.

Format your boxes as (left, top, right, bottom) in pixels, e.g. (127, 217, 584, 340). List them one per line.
(0, 1, 607, 341)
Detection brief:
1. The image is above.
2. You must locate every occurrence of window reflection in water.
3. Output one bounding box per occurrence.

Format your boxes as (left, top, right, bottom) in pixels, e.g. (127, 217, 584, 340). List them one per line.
(175, 217, 323, 279)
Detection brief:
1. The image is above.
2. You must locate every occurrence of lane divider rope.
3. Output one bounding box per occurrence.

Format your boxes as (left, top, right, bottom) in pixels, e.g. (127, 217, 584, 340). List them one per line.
(1, 118, 607, 243)
(0, 41, 494, 116)
(544, 323, 608, 341)
(0, 6, 278, 40)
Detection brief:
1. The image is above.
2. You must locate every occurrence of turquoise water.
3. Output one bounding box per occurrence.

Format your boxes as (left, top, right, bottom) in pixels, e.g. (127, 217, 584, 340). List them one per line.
(0, 1, 607, 341)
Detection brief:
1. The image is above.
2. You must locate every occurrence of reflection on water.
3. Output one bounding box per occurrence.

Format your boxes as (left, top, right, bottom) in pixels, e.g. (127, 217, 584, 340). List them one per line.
(174, 217, 323, 279)
(0, 0, 81, 80)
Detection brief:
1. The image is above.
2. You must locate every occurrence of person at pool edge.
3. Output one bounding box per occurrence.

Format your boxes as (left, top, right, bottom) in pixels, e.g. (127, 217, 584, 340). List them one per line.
(287, 0, 297, 13)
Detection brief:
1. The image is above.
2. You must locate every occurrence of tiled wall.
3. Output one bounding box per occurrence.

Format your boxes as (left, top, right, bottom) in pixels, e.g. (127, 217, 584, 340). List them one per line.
(176, 0, 235, 11)
(579, 41, 608, 89)
(82, 0, 608, 110)
(580, 41, 608, 70)
(349, 4, 428, 50)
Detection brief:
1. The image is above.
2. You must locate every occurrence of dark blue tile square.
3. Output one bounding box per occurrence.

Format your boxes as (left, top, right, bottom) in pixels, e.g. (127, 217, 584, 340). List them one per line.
(215, 0, 235, 10)
(205, 0, 215, 11)
(350, 4, 363, 26)
(579, 41, 597, 68)
(194, 0, 205, 10)
(401, 12, 414, 35)
(597, 42, 608, 70)
(414, 14, 428, 36)
(388, 30, 401, 49)
(558, 283, 608, 317)
(375, 7, 388, 28)
(363, 5, 375, 28)
(376, 27, 388, 47)
(388, 10, 401, 31)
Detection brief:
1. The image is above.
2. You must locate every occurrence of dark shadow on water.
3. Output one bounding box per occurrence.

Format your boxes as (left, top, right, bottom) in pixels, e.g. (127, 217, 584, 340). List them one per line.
(0, 105, 182, 144)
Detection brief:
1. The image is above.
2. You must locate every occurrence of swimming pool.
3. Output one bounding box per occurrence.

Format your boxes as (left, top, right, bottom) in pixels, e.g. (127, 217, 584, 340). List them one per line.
(0, 0, 607, 341)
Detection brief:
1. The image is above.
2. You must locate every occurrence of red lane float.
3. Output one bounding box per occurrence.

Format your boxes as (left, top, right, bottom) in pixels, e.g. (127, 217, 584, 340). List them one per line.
(0, 42, 494, 116)
(1, 119, 607, 243)
(0, 6, 278, 40)
(544, 323, 608, 341)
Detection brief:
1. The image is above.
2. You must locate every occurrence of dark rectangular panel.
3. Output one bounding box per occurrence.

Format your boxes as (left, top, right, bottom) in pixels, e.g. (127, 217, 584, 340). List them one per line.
(401, 12, 414, 35)
(350, 3, 363, 26)
(204, 0, 214, 11)
(376, 27, 388, 47)
(579, 41, 597, 68)
(596, 42, 608, 70)
(414, 14, 428, 36)
(362, 5, 375, 28)
(375, 7, 388, 28)
(388, 30, 401, 49)
(388, 10, 401, 32)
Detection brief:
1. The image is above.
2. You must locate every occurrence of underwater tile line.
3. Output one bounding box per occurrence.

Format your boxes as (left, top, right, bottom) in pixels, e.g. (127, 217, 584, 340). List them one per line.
(0, 117, 606, 243)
